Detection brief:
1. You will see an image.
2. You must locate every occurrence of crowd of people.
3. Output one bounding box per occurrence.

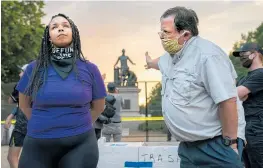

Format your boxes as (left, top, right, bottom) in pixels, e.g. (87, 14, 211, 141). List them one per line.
(3, 6, 262, 168)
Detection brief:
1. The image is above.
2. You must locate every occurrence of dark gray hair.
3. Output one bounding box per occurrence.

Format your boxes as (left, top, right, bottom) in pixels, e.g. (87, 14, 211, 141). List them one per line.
(161, 7, 199, 36)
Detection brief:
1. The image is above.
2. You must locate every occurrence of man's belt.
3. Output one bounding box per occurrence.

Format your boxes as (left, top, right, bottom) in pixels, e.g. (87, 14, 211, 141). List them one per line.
(112, 121, 121, 123)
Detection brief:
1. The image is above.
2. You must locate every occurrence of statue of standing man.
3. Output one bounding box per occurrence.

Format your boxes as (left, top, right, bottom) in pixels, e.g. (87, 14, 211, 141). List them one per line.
(114, 49, 136, 77)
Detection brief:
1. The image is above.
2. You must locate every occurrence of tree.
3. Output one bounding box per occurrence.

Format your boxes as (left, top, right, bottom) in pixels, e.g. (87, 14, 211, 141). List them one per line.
(147, 82, 162, 116)
(229, 22, 263, 80)
(1, 1, 45, 83)
(138, 82, 165, 132)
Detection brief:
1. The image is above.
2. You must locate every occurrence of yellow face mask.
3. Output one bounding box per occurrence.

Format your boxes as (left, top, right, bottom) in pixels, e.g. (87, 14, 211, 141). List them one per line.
(161, 31, 187, 55)
(161, 38, 183, 55)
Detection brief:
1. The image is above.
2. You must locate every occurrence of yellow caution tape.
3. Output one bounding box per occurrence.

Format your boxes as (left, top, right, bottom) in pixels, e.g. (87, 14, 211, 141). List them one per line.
(1, 120, 16, 124)
(1, 117, 164, 124)
(121, 117, 164, 121)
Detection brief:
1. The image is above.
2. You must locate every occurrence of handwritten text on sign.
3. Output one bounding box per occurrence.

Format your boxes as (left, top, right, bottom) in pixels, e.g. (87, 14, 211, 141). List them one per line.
(139, 146, 181, 165)
(140, 153, 180, 163)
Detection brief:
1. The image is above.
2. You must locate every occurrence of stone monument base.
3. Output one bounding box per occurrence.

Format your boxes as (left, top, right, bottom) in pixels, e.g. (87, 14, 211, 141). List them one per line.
(117, 86, 141, 117)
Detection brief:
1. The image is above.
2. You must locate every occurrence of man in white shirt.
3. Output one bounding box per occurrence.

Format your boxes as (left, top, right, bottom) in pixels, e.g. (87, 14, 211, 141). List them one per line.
(144, 6, 245, 168)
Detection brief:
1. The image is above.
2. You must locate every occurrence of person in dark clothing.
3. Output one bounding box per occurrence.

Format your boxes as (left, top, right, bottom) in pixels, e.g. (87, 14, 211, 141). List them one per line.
(167, 129, 172, 142)
(93, 73, 107, 140)
(4, 64, 28, 168)
(233, 42, 263, 168)
(102, 82, 124, 142)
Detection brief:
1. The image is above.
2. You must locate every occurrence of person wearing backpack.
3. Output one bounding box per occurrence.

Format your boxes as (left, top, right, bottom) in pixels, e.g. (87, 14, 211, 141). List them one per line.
(102, 82, 124, 142)
(93, 74, 108, 140)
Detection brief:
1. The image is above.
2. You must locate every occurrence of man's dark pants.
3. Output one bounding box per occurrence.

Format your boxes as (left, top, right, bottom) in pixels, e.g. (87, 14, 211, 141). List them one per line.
(95, 128, 102, 140)
(178, 136, 244, 168)
(242, 116, 263, 168)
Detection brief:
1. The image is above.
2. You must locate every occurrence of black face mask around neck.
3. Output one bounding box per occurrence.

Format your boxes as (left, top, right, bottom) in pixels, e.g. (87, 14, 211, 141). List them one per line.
(50, 45, 74, 79)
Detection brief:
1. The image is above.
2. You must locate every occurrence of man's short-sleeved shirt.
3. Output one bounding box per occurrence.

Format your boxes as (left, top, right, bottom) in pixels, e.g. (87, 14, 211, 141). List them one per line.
(158, 36, 246, 142)
(237, 68, 263, 117)
(16, 60, 107, 139)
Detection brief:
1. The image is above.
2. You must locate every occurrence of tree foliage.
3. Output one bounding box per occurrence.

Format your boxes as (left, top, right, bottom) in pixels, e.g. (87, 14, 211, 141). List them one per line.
(146, 82, 162, 116)
(1, 1, 45, 83)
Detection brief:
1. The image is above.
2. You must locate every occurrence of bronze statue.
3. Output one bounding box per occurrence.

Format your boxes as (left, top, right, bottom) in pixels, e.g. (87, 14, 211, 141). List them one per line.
(113, 49, 137, 87)
(114, 49, 136, 76)
(124, 70, 137, 86)
(114, 67, 121, 86)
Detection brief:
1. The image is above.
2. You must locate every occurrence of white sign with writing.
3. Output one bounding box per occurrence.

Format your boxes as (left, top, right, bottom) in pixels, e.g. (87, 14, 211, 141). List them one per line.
(98, 145, 139, 168)
(97, 142, 180, 168)
(138, 146, 180, 168)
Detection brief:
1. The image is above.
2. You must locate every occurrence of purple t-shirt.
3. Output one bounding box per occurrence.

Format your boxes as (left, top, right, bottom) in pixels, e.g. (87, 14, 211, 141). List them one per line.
(16, 60, 107, 138)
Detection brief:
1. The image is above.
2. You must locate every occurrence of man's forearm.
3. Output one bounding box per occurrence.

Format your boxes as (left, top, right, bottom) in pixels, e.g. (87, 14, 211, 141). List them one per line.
(149, 57, 160, 70)
(237, 86, 251, 100)
(237, 90, 247, 100)
(6, 114, 14, 121)
(219, 97, 238, 139)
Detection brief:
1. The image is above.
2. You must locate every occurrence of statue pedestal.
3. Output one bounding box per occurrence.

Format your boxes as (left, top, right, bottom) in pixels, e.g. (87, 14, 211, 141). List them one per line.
(117, 86, 141, 117)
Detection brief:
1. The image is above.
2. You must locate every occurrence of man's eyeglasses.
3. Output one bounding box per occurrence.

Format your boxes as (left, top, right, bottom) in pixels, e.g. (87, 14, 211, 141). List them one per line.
(158, 31, 173, 39)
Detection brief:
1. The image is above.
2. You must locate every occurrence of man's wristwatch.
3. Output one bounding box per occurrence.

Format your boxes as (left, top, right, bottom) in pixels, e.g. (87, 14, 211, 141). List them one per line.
(222, 136, 237, 146)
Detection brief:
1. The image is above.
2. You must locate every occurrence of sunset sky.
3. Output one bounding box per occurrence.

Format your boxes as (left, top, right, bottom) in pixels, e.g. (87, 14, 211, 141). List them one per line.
(42, 1, 263, 105)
